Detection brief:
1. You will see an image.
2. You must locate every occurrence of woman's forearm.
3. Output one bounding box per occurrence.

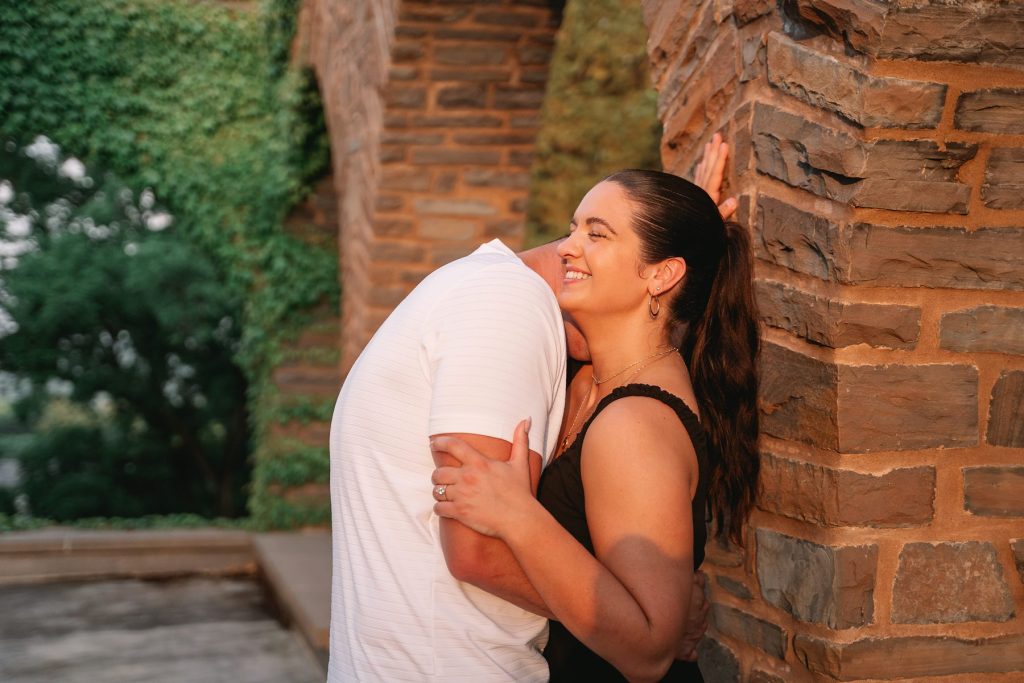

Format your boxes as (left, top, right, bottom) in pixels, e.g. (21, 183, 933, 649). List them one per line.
(503, 500, 689, 683)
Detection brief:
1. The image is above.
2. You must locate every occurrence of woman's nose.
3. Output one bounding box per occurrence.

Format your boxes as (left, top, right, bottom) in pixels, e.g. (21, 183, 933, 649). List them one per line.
(557, 231, 580, 258)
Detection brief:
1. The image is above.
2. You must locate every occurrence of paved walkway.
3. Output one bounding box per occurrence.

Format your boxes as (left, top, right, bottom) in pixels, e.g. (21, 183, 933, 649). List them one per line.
(0, 528, 333, 682)
(0, 576, 325, 683)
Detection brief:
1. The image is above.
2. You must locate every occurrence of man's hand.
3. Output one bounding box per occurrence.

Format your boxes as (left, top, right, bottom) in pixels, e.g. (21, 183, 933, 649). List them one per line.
(676, 571, 709, 662)
(692, 132, 738, 221)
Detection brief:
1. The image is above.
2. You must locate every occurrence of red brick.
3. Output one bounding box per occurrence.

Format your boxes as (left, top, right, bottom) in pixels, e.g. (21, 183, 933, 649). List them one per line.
(437, 85, 487, 108)
(493, 85, 546, 110)
(759, 452, 935, 527)
(893, 541, 1015, 624)
(410, 114, 503, 128)
(435, 44, 509, 66)
(964, 466, 1024, 517)
(983, 148, 1024, 210)
(384, 86, 426, 109)
(472, 10, 541, 28)
(940, 306, 1024, 356)
(413, 198, 497, 216)
(453, 132, 535, 145)
(410, 149, 500, 165)
(987, 371, 1024, 448)
(795, 633, 1024, 680)
(429, 68, 512, 83)
(419, 218, 477, 241)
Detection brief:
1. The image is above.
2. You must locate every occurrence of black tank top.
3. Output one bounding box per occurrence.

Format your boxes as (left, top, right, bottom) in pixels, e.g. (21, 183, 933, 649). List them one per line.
(537, 383, 709, 682)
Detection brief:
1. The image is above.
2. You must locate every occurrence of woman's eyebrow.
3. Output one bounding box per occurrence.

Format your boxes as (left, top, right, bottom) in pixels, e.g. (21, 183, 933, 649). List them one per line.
(586, 216, 616, 234)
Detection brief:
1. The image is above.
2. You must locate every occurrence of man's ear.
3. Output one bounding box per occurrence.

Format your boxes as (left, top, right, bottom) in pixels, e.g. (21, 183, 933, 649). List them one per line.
(648, 257, 686, 296)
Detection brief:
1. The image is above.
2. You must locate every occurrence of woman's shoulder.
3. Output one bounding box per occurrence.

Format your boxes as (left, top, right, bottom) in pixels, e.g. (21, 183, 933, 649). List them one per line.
(585, 390, 699, 460)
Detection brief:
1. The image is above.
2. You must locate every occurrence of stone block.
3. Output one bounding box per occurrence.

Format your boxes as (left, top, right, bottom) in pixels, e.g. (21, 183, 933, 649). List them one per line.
(437, 84, 486, 108)
(380, 168, 432, 191)
(837, 363, 978, 452)
(430, 68, 511, 83)
(374, 195, 402, 212)
(483, 219, 521, 239)
(410, 114, 503, 128)
(752, 103, 974, 213)
(413, 198, 497, 217)
(697, 636, 740, 683)
(516, 44, 553, 65)
(845, 224, 1024, 291)
(759, 343, 838, 450)
(508, 150, 534, 167)
(987, 371, 1024, 448)
(419, 217, 477, 241)
(956, 89, 1024, 134)
(410, 149, 500, 165)
(759, 452, 935, 527)
(379, 145, 406, 163)
(983, 148, 1024, 210)
(787, 0, 1024, 69)
(1012, 539, 1024, 584)
(434, 28, 522, 43)
(795, 633, 1024, 680)
(964, 466, 1024, 517)
(940, 306, 1024, 355)
(392, 41, 425, 63)
(384, 86, 426, 109)
(463, 170, 530, 188)
(711, 604, 786, 659)
(892, 541, 1015, 624)
(757, 280, 920, 349)
(372, 218, 415, 238)
(453, 132, 535, 145)
(493, 85, 546, 110)
(381, 131, 444, 146)
(368, 242, 423, 264)
(434, 44, 508, 66)
(766, 32, 945, 129)
(740, 35, 764, 83)
(715, 575, 752, 601)
(756, 529, 877, 628)
(473, 10, 541, 28)
(749, 671, 785, 683)
(754, 195, 843, 281)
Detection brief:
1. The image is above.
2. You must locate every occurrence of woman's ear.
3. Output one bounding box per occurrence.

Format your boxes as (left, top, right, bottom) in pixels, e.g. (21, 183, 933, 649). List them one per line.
(648, 257, 686, 296)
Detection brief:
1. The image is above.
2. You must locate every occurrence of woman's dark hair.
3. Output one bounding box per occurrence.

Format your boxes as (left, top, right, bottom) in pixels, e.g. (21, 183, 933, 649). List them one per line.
(605, 169, 760, 545)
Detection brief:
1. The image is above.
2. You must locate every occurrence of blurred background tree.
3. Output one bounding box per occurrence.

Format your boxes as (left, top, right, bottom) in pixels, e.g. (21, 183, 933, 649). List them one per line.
(0, 140, 249, 519)
(527, 0, 661, 246)
(0, 0, 335, 526)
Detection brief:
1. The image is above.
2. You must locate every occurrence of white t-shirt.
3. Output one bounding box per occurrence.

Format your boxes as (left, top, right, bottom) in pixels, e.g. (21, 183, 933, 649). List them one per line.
(328, 240, 567, 682)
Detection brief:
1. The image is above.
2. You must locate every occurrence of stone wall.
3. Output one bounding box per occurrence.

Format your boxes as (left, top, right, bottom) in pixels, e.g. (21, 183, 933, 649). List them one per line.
(643, 0, 1024, 680)
(298, 0, 560, 372)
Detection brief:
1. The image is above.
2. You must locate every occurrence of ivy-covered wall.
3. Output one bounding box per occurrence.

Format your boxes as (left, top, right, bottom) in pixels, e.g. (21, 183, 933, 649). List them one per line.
(0, 0, 337, 528)
(527, 0, 661, 245)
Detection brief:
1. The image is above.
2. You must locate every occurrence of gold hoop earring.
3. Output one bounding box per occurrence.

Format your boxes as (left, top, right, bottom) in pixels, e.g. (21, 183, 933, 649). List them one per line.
(649, 294, 660, 319)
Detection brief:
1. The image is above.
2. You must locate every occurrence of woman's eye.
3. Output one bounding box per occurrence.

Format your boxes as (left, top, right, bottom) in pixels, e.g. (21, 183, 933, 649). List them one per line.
(588, 231, 606, 239)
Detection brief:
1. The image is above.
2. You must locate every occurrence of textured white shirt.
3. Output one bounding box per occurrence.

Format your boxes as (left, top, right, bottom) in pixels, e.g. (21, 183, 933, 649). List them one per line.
(328, 240, 567, 682)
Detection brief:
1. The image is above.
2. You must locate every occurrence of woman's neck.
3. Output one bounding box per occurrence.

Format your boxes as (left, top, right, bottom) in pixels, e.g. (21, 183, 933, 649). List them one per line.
(576, 313, 672, 389)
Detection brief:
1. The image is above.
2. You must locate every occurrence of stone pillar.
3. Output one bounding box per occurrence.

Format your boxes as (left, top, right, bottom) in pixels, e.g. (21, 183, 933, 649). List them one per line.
(644, 0, 1024, 680)
(299, 0, 559, 373)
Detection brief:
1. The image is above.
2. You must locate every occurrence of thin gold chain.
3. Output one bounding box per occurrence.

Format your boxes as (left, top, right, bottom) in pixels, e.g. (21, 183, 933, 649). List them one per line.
(558, 347, 678, 454)
(592, 346, 677, 385)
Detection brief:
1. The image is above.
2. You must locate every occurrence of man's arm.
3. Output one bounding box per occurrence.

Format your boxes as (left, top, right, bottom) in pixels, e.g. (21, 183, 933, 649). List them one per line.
(431, 433, 554, 619)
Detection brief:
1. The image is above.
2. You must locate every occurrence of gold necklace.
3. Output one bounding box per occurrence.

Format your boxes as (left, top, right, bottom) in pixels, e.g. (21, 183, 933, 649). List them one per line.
(557, 346, 678, 454)
(592, 346, 677, 385)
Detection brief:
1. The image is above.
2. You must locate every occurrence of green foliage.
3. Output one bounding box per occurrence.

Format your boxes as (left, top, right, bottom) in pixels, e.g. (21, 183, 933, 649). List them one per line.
(0, 0, 336, 528)
(527, 0, 661, 246)
(1, 143, 251, 518)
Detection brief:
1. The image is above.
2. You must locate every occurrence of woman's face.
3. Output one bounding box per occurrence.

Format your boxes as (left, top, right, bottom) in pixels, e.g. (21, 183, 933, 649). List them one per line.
(556, 180, 648, 319)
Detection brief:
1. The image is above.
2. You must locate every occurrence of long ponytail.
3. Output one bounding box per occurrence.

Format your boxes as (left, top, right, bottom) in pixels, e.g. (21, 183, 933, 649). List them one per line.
(682, 221, 760, 545)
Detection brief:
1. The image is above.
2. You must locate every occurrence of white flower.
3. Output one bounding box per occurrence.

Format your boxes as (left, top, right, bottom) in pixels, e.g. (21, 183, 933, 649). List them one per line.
(58, 157, 87, 181)
(0, 181, 13, 205)
(124, 242, 138, 256)
(145, 212, 173, 231)
(5, 214, 31, 237)
(24, 136, 60, 165)
(140, 188, 155, 210)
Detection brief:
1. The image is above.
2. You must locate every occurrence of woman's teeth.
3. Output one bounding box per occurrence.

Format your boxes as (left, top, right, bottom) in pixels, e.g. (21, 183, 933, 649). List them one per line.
(565, 271, 591, 280)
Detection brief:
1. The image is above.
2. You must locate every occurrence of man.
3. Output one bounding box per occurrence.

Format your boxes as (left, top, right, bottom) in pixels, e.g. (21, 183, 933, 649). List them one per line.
(328, 139, 733, 682)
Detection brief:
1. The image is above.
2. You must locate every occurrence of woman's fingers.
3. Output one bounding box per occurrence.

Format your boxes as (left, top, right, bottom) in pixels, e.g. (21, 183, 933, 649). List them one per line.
(432, 465, 461, 485)
(430, 434, 483, 466)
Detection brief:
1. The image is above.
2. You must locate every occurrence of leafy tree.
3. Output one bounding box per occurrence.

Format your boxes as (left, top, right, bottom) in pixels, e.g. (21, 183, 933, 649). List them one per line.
(0, 139, 249, 519)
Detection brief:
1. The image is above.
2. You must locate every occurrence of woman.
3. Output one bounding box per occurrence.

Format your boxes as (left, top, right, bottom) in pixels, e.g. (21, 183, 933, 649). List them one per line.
(431, 167, 760, 682)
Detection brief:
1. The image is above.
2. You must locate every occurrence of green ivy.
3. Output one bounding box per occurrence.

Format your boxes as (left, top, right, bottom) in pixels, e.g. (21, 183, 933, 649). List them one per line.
(0, 0, 337, 528)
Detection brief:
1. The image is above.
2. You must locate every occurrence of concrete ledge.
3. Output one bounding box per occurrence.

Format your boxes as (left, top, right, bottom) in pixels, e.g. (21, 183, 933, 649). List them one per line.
(0, 529, 255, 584)
(252, 531, 331, 652)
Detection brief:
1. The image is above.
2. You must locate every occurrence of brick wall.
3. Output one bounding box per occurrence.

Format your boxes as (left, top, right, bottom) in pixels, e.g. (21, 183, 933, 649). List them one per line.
(298, 0, 559, 372)
(644, 0, 1024, 680)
